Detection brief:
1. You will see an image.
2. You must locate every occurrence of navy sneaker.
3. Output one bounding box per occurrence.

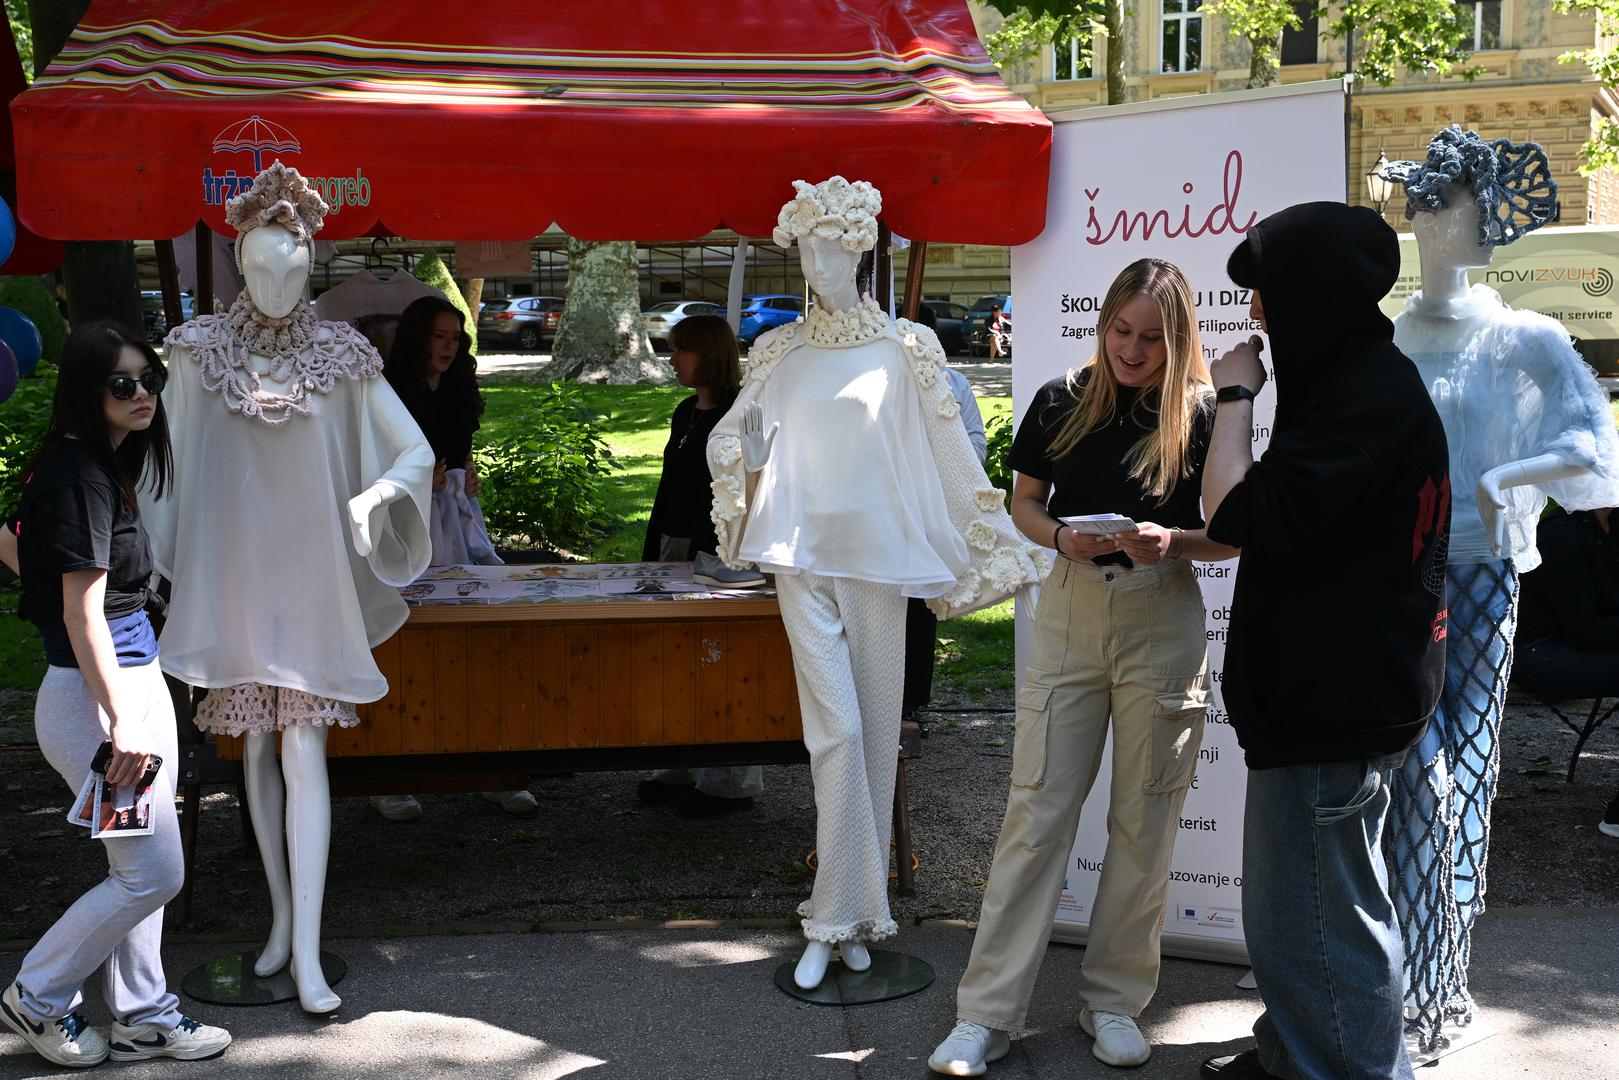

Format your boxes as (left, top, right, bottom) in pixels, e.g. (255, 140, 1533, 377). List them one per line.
(0, 982, 108, 1068)
(108, 1014, 231, 1061)
(1600, 789, 1619, 839)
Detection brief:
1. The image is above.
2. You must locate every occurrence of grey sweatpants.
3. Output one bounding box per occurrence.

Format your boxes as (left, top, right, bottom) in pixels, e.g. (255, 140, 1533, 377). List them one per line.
(15, 662, 183, 1027)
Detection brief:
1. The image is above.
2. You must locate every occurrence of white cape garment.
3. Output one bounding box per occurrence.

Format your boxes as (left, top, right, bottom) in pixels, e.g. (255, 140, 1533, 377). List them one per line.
(1394, 286, 1619, 571)
(142, 322, 433, 704)
(707, 303, 1048, 618)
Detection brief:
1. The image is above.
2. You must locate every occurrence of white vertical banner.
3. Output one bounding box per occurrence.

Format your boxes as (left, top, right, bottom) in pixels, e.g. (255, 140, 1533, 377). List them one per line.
(1010, 81, 1345, 964)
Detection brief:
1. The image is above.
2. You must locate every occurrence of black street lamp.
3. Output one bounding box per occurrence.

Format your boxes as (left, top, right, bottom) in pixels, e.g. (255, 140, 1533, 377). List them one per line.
(1367, 149, 1396, 216)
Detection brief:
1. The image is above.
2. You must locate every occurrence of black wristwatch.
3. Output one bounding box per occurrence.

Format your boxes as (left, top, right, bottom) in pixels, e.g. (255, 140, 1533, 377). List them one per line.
(1216, 384, 1257, 405)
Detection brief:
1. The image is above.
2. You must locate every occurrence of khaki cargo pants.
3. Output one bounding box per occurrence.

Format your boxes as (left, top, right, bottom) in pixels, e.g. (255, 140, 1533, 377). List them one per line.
(956, 555, 1209, 1029)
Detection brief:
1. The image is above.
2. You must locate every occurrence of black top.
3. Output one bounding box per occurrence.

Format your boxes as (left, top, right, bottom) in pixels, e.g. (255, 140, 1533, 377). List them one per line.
(642, 394, 733, 560)
(1517, 508, 1619, 650)
(1009, 371, 1213, 566)
(1211, 201, 1448, 769)
(408, 379, 479, 468)
(14, 439, 153, 633)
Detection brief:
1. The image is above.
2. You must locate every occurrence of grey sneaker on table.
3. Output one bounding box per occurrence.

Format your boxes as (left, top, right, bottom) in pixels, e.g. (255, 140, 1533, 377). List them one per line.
(693, 551, 765, 589)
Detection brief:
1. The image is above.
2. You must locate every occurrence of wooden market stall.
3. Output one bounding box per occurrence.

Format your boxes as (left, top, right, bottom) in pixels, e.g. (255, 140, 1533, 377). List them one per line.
(8, 0, 1052, 915)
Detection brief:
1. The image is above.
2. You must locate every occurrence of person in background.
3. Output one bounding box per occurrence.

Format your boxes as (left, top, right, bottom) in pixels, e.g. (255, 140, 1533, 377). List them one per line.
(370, 296, 537, 821)
(904, 365, 986, 727)
(638, 314, 766, 817)
(0, 323, 231, 1067)
(1512, 503, 1619, 838)
(931, 258, 1235, 1075)
(1199, 202, 1448, 1080)
(989, 306, 1010, 361)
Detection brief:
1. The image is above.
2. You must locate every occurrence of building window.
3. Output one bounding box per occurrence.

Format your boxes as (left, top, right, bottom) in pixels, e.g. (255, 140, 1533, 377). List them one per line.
(1280, 1, 1319, 65)
(1161, 0, 1204, 74)
(1460, 0, 1503, 51)
(1052, 37, 1093, 81)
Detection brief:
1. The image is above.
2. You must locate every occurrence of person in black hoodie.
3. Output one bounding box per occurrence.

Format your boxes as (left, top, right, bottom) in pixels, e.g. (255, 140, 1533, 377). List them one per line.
(1198, 203, 1450, 1080)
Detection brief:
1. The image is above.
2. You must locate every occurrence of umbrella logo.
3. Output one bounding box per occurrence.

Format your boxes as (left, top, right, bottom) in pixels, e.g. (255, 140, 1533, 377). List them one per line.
(211, 115, 301, 174)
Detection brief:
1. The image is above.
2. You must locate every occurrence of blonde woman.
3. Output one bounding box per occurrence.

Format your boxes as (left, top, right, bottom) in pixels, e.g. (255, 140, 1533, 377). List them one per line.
(931, 259, 1237, 1075)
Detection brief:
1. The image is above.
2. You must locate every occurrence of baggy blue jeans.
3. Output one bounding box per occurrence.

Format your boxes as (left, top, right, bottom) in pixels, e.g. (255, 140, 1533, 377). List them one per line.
(1244, 754, 1415, 1080)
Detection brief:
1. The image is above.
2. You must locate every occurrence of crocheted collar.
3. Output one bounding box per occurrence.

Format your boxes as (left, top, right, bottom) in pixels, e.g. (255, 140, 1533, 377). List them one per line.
(226, 293, 316, 358)
(802, 297, 890, 349)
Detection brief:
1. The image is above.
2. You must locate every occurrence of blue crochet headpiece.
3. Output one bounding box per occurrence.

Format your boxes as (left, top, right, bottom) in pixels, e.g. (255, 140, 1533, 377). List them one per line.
(1382, 125, 1559, 247)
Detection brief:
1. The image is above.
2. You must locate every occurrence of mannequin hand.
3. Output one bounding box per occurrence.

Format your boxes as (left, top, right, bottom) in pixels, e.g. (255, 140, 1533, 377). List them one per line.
(1211, 335, 1267, 394)
(464, 465, 482, 499)
(740, 402, 778, 472)
(1476, 472, 1510, 556)
(106, 716, 154, 788)
(431, 460, 448, 493)
(348, 480, 406, 558)
(1115, 522, 1174, 565)
(1056, 525, 1118, 563)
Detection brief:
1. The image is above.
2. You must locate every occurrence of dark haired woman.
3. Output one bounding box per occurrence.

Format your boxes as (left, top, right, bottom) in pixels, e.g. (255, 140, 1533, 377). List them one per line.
(384, 295, 499, 566)
(637, 314, 765, 817)
(379, 297, 533, 819)
(0, 322, 231, 1067)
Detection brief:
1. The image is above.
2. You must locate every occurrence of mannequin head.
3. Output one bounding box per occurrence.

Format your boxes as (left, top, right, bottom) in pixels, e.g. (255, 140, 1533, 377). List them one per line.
(1409, 185, 1494, 271)
(225, 161, 329, 317)
(240, 225, 310, 317)
(1384, 125, 1559, 249)
(799, 234, 863, 303)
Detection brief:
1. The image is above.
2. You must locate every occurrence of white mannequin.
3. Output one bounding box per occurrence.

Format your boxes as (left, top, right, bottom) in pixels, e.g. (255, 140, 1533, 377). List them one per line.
(229, 224, 412, 1014)
(742, 233, 874, 989)
(1407, 194, 1592, 547)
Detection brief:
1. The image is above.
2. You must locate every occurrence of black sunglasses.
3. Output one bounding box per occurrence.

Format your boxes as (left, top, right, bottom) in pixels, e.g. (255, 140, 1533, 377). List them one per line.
(105, 370, 167, 401)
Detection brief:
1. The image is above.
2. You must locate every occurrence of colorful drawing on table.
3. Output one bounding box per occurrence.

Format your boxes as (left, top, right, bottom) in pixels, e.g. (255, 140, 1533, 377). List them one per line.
(504, 565, 597, 580)
(515, 579, 601, 598)
(419, 564, 472, 579)
(599, 562, 683, 580)
(456, 580, 492, 597)
(401, 582, 436, 599)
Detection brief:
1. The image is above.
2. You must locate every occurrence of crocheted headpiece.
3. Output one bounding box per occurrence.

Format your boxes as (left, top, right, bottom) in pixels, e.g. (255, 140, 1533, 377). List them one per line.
(1382, 125, 1559, 247)
(225, 161, 329, 269)
(772, 176, 883, 253)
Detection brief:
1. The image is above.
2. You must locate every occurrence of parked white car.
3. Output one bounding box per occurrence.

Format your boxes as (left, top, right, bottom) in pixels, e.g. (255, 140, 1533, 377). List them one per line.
(643, 300, 724, 351)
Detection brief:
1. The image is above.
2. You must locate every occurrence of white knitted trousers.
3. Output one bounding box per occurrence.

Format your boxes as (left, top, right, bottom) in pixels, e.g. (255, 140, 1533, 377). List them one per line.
(775, 571, 907, 944)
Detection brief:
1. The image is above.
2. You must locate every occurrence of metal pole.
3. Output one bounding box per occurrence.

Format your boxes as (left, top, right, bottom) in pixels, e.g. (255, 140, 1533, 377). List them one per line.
(194, 222, 215, 316)
(154, 239, 184, 331)
(1344, 27, 1355, 203)
(902, 241, 928, 322)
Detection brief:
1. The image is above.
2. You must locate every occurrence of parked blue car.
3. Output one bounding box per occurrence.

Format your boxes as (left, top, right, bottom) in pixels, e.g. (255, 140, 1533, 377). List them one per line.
(733, 294, 805, 345)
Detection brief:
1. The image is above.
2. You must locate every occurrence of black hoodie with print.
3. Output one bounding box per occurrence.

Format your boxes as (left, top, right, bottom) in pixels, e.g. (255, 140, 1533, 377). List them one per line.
(1206, 202, 1450, 769)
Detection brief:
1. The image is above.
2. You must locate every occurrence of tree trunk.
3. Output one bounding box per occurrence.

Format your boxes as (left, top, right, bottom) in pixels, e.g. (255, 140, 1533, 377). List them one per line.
(460, 277, 484, 322)
(550, 239, 670, 384)
(1104, 0, 1126, 105)
(1248, 32, 1281, 88)
(28, 0, 142, 333)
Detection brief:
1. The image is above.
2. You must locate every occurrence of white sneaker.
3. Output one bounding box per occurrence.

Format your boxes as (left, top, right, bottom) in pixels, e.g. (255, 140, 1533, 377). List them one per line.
(1080, 1007, 1151, 1067)
(0, 982, 107, 1068)
(928, 1019, 1010, 1076)
(482, 789, 539, 815)
(692, 551, 765, 589)
(108, 1015, 232, 1061)
(370, 794, 423, 822)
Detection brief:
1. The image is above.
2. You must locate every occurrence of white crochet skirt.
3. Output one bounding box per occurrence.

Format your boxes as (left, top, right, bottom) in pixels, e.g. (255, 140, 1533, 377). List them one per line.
(193, 682, 359, 738)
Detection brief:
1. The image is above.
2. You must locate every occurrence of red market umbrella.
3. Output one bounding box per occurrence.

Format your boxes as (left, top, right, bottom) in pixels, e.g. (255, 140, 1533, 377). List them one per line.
(9, 0, 1051, 244)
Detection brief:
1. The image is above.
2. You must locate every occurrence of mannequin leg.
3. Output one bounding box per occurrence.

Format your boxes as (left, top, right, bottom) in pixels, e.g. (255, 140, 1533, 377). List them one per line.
(794, 942, 833, 990)
(241, 732, 293, 979)
(839, 941, 871, 972)
(280, 723, 339, 1014)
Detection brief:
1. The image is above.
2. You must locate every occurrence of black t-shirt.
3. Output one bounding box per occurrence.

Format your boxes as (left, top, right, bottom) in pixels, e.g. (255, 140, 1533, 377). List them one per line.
(14, 439, 153, 631)
(642, 394, 733, 560)
(404, 379, 479, 469)
(1009, 372, 1213, 564)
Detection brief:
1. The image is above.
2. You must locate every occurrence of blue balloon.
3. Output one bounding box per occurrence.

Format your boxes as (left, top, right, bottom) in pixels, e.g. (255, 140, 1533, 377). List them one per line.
(0, 340, 17, 405)
(0, 307, 41, 376)
(0, 196, 14, 268)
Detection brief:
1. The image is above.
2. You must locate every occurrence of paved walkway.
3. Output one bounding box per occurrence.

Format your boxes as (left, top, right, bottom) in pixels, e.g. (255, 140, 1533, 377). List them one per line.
(2, 911, 1613, 1078)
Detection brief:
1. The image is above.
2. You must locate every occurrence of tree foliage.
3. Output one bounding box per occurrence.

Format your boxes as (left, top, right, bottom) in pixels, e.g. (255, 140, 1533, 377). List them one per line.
(4, 0, 31, 78)
(981, 0, 1124, 104)
(1322, 0, 1478, 87)
(1202, 0, 1301, 88)
(410, 250, 478, 355)
(1557, 0, 1619, 173)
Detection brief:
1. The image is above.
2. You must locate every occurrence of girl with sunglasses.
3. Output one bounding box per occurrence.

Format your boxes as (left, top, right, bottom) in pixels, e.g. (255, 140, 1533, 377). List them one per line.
(0, 322, 231, 1067)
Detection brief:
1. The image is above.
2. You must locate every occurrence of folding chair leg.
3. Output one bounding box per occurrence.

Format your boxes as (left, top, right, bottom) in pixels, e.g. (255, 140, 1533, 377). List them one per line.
(1568, 698, 1611, 783)
(893, 757, 915, 898)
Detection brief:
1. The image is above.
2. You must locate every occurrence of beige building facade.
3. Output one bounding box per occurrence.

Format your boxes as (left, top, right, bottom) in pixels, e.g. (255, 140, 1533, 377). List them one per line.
(914, 1, 1619, 305)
